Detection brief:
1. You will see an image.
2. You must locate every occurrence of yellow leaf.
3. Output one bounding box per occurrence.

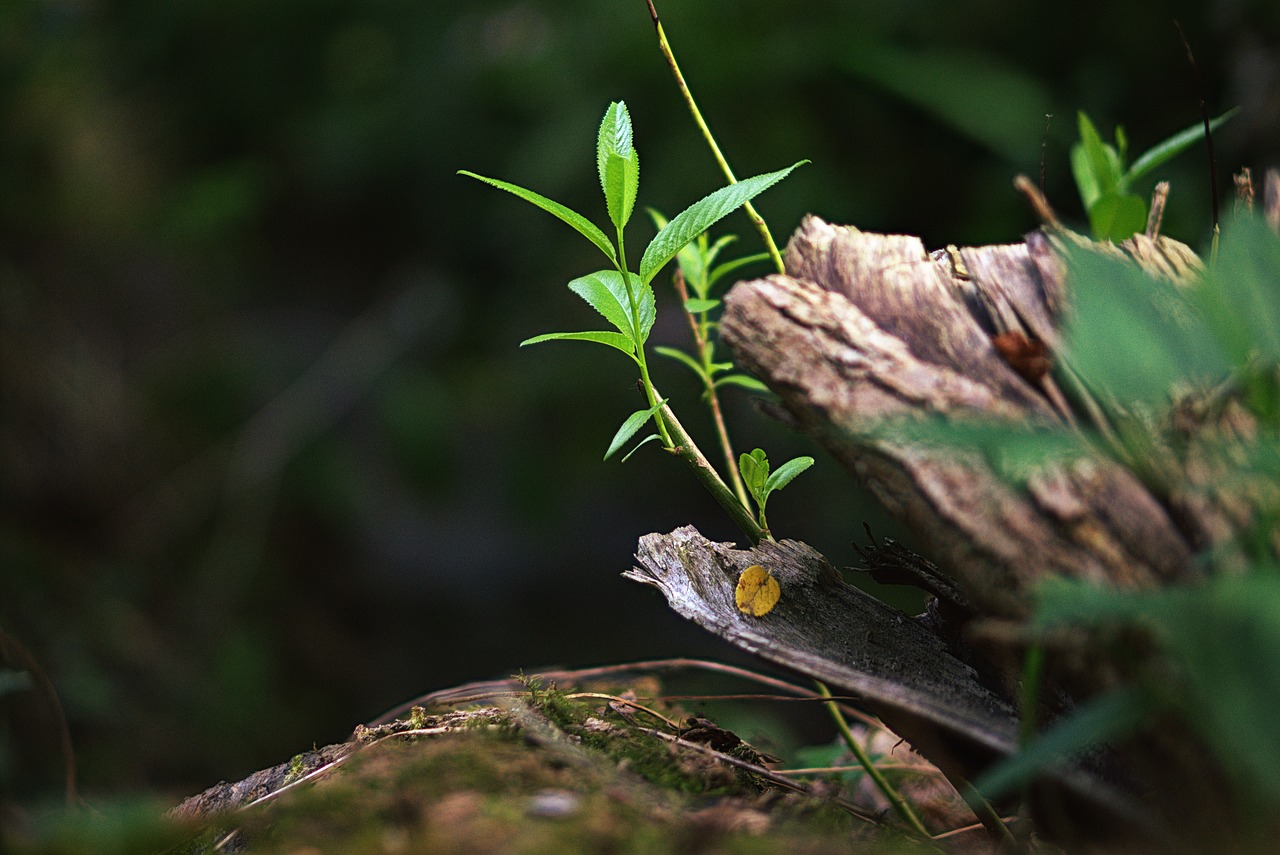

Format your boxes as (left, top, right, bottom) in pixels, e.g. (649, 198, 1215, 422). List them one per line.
(735, 564, 780, 617)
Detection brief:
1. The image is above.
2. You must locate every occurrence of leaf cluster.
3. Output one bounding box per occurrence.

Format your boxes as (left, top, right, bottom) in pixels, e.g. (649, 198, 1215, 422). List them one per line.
(1070, 108, 1236, 241)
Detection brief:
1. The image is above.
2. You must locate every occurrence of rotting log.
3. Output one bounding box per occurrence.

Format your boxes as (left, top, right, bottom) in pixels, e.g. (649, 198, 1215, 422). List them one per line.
(628, 172, 1280, 846)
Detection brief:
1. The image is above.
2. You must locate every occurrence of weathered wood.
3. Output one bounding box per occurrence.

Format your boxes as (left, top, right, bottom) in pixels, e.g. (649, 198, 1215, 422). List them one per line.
(718, 217, 1198, 623)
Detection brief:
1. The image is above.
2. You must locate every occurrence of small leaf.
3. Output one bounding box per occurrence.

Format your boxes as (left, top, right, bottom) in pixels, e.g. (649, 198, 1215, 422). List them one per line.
(683, 298, 720, 314)
(654, 346, 708, 380)
(605, 399, 668, 460)
(639, 162, 807, 285)
(620, 433, 664, 463)
(1087, 192, 1147, 242)
(763, 455, 815, 494)
(714, 374, 769, 392)
(1072, 112, 1125, 214)
(707, 252, 771, 290)
(458, 171, 616, 265)
(1125, 107, 1239, 186)
(597, 102, 639, 230)
(519, 330, 637, 360)
(568, 271, 653, 345)
(738, 448, 770, 501)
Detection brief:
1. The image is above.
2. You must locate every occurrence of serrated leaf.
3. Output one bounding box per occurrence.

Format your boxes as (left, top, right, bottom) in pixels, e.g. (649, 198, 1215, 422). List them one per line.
(1125, 107, 1239, 186)
(519, 330, 638, 359)
(458, 171, 617, 265)
(1062, 246, 1230, 404)
(605, 399, 668, 460)
(639, 162, 807, 285)
(683, 298, 719, 314)
(598, 102, 639, 230)
(1087, 192, 1147, 242)
(738, 448, 770, 500)
(654, 346, 708, 380)
(763, 456, 815, 494)
(568, 271, 655, 345)
(714, 374, 769, 393)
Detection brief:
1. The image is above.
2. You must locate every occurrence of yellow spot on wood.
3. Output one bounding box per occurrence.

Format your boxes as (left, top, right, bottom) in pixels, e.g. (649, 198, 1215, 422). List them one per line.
(735, 565, 780, 617)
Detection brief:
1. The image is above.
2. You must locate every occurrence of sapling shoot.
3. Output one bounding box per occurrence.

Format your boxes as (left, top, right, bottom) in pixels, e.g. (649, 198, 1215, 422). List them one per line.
(460, 101, 807, 544)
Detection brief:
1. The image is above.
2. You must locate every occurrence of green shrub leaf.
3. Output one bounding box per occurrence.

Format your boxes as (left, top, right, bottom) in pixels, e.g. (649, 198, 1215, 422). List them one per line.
(597, 102, 639, 231)
(458, 171, 617, 264)
(738, 448, 770, 502)
(763, 456, 815, 494)
(654, 346, 707, 380)
(568, 271, 655, 345)
(605, 399, 668, 460)
(639, 162, 807, 285)
(519, 330, 638, 360)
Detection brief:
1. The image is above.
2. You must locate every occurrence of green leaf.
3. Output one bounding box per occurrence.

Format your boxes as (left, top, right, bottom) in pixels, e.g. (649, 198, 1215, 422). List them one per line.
(1062, 245, 1230, 404)
(714, 374, 769, 393)
(738, 448, 770, 502)
(683, 298, 719, 314)
(763, 456, 815, 494)
(519, 330, 638, 360)
(597, 102, 639, 231)
(1071, 112, 1125, 212)
(568, 270, 656, 345)
(458, 171, 617, 265)
(605, 399, 668, 460)
(621, 433, 664, 463)
(708, 252, 771, 290)
(1125, 107, 1239, 186)
(1087, 192, 1147, 242)
(1195, 212, 1280, 369)
(654, 346, 708, 381)
(974, 689, 1150, 801)
(639, 162, 807, 285)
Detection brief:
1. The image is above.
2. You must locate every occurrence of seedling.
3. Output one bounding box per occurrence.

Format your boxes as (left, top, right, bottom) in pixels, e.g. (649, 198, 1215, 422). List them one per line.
(460, 101, 809, 543)
(1070, 107, 1236, 241)
(738, 448, 814, 537)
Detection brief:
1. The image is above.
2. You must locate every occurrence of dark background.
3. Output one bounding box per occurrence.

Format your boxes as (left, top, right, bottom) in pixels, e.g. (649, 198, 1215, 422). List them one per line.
(2, 0, 1277, 806)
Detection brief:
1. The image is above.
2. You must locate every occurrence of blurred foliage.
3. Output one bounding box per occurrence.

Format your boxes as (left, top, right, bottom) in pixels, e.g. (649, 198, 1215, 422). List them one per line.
(1, 0, 1277, 819)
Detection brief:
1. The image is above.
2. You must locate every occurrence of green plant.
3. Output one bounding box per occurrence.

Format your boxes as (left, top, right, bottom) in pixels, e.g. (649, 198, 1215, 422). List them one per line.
(460, 101, 810, 543)
(1070, 107, 1236, 241)
(972, 211, 1280, 836)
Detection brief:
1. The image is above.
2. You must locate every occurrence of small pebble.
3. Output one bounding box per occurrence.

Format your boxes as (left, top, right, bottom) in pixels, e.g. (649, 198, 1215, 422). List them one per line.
(526, 788, 581, 818)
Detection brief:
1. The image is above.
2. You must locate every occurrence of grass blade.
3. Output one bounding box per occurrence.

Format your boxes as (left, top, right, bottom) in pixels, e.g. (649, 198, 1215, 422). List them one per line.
(1125, 107, 1239, 186)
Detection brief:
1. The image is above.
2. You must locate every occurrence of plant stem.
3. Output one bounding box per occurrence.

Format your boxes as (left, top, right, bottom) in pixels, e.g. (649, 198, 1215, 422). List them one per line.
(673, 271, 751, 511)
(645, 0, 786, 275)
(652, 388, 765, 544)
(816, 682, 933, 840)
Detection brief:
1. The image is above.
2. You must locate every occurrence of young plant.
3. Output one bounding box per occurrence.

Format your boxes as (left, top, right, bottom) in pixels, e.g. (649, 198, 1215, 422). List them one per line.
(737, 448, 814, 538)
(1070, 107, 1236, 241)
(647, 211, 770, 508)
(459, 101, 806, 543)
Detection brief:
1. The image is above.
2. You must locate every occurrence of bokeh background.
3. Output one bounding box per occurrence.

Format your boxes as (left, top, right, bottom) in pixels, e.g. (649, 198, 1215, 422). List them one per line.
(2, 0, 1277, 808)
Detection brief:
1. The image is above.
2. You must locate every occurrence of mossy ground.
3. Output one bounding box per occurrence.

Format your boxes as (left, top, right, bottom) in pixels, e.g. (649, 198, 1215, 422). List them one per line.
(180, 680, 942, 855)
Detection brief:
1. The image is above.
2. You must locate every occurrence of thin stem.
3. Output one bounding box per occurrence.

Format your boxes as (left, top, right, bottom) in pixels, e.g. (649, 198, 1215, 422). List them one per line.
(673, 270, 751, 510)
(653, 387, 765, 544)
(816, 681, 933, 841)
(646, 0, 786, 274)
